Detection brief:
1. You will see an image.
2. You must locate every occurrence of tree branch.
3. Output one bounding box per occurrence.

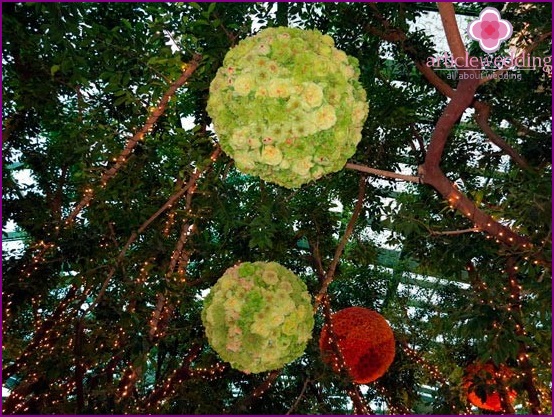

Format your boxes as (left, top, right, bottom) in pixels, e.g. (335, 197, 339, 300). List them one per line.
(466, 261, 517, 414)
(286, 378, 311, 415)
(361, 3, 542, 259)
(148, 294, 168, 341)
(231, 370, 281, 413)
(319, 296, 372, 414)
(414, 60, 456, 97)
(419, 73, 537, 250)
(348, 385, 373, 414)
(74, 319, 85, 412)
(345, 163, 420, 183)
(137, 147, 220, 236)
(89, 147, 217, 405)
(315, 175, 367, 307)
(506, 258, 543, 414)
(364, 3, 531, 175)
(437, 2, 466, 62)
(3, 286, 78, 380)
(309, 239, 326, 282)
(410, 124, 427, 160)
(143, 344, 203, 409)
(82, 147, 220, 315)
(424, 75, 479, 168)
(65, 53, 203, 226)
(473, 101, 530, 170)
(430, 227, 479, 236)
(424, 161, 534, 249)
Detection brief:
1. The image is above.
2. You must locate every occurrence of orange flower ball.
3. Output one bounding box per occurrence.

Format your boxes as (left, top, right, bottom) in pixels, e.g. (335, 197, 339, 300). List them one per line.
(463, 362, 517, 412)
(319, 307, 395, 383)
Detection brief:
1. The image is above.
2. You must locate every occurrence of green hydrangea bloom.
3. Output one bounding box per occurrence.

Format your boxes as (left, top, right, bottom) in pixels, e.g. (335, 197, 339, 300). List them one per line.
(201, 262, 314, 373)
(207, 27, 369, 188)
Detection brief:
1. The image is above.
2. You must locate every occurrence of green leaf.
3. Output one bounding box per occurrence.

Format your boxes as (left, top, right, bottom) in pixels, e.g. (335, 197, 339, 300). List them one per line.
(50, 64, 60, 76)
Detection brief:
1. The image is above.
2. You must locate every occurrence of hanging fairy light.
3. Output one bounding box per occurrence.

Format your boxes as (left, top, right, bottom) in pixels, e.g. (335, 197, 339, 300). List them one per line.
(319, 307, 395, 384)
(207, 27, 369, 188)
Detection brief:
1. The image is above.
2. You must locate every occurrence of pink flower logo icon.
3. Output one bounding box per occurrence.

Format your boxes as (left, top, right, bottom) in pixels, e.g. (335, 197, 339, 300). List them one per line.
(468, 7, 513, 53)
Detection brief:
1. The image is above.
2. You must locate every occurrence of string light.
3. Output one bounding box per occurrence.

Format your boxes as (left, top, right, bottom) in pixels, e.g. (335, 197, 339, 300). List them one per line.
(402, 345, 446, 384)
(316, 298, 374, 414)
(49, 147, 219, 414)
(143, 349, 227, 411)
(163, 211, 176, 236)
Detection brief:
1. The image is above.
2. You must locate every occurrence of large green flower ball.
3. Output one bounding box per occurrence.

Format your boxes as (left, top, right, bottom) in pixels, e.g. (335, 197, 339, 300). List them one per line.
(201, 262, 314, 373)
(207, 27, 369, 188)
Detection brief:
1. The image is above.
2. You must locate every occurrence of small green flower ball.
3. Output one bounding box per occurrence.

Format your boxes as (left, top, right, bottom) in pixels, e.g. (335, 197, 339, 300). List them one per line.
(201, 262, 314, 373)
(207, 27, 369, 188)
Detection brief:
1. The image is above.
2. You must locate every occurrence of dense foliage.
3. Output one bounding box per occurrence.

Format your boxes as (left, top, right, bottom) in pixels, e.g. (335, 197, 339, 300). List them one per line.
(2, 2, 551, 415)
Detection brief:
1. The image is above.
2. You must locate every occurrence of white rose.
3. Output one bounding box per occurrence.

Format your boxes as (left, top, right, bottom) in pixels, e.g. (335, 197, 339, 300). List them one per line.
(260, 146, 283, 166)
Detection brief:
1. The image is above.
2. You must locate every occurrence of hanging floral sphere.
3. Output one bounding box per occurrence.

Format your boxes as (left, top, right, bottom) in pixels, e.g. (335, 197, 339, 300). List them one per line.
(201, 261, 314, 374)
(319, 307, 395, 383)
(463, 362, 517, 411)
(207, 26, 369, 188)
